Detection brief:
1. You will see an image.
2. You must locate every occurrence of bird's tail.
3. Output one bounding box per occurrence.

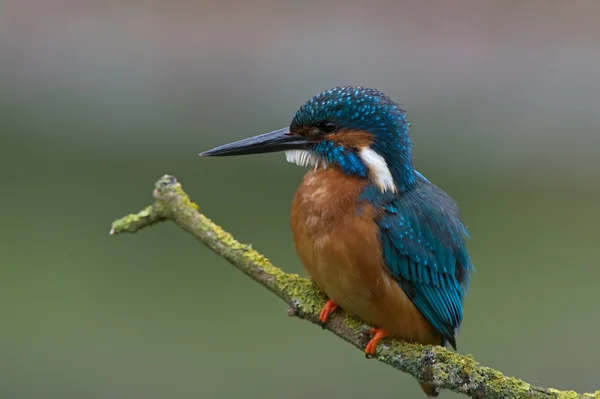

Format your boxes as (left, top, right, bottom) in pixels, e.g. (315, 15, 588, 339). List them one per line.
(420, 383, 439, 397)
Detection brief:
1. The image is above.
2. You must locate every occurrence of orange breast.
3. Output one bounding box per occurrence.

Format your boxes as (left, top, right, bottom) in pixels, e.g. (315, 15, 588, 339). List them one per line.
(290, 168, 440, 345)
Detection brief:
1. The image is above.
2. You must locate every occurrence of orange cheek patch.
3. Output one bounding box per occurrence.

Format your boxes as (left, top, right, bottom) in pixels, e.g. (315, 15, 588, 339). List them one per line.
(329, 129, 374, 148)
(290, 126, 313, 136)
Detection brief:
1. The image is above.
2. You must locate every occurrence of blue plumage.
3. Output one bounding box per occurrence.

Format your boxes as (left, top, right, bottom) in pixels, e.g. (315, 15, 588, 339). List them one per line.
(364, 172, 473, 348)
(202, 85, 475, 356)
(313, 140, 369, 177)
(291, 86, 416, 191)
(290, 86, 474, 348)
(290, 86, 473, 348)
(201, 85, 476, 395)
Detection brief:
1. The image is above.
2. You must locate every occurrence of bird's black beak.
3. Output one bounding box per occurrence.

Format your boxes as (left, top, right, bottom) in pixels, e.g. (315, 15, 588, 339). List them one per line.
(199, 127, 315, 157)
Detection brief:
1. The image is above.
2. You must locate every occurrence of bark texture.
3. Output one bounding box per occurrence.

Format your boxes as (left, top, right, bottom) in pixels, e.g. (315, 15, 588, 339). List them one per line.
(110, 175, 598, 399)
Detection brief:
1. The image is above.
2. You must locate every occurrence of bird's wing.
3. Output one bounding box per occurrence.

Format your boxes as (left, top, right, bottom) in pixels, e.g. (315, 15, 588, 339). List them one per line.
(374, 180, 473, 348)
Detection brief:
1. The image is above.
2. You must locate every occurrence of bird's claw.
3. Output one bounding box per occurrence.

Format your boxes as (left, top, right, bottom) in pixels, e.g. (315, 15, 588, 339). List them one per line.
(318, 300, 339, 328)
(364, 327, 388, 358)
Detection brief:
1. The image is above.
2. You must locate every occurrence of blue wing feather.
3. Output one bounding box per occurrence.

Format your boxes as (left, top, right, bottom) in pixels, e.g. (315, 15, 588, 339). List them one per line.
(362, 172, 474, 349)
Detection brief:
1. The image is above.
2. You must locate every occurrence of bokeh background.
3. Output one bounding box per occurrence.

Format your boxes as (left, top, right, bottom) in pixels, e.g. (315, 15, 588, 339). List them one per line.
(2, 1, 600, 398)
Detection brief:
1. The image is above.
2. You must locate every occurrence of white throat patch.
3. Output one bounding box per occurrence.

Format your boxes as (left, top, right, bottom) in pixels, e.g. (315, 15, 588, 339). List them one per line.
(284, 150, 327, 171)
(359, 147, 397, 193)
(285, 148, 396, 193)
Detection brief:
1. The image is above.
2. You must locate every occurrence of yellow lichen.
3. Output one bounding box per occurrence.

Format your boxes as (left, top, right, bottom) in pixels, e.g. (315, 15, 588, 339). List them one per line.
(279, 275, 326, 313)
(111, 175, 596, 399)
(548, 389, 581, 399)
(110, 205, 155, 234)
(343, 313, 368, 330)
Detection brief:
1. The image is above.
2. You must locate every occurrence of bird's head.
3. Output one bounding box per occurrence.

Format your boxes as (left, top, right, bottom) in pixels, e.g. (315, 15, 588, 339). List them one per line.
(200, 86, 416, 193)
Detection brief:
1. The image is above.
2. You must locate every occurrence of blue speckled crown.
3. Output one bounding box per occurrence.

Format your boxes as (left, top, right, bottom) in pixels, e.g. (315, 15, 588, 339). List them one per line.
(291, 86, 415, 190)
(291, 86, 406, 130)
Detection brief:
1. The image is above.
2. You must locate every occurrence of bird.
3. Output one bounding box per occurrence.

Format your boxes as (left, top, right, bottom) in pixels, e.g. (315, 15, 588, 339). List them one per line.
(200, 86, 474, 397)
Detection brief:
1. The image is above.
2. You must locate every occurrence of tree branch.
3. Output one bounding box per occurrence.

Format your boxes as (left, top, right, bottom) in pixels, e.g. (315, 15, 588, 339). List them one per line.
(110, 175, 597, 399)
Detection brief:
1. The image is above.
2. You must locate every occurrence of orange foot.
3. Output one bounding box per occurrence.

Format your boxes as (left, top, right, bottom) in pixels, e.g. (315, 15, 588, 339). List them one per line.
(318, 300, 339, 328)
(364, 328, 389, 358)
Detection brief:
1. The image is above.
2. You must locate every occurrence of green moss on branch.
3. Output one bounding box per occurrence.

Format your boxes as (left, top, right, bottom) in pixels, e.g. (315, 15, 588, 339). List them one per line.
(110, 174, 595, 399)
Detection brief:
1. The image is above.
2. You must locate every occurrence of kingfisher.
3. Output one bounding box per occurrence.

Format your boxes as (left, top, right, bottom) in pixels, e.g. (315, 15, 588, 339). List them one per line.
(200, 86, 474, 397)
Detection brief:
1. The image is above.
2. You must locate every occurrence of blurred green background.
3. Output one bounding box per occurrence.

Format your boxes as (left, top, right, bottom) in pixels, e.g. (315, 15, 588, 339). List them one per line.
(2, 1, 600, 398)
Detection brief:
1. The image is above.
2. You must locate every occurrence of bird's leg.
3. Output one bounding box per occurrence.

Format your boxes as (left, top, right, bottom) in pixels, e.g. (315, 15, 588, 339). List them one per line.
(318, 300, 339, 328)
(364, 328, 389, 358)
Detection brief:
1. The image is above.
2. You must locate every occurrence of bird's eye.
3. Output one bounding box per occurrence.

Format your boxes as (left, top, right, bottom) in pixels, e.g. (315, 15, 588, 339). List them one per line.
(318, 122, 338, 134)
